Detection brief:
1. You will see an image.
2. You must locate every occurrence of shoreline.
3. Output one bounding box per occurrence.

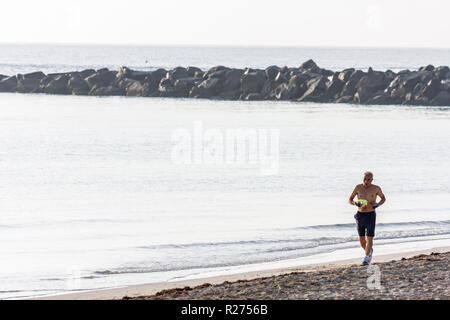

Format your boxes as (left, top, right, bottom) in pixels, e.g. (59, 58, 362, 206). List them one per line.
(1, 61, 449, 106)
(32, 245, 450, 300)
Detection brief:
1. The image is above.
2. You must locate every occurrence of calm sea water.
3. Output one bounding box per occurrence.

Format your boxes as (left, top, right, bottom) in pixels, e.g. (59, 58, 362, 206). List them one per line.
(0, 45, 449, 299)
(1, 44, 450, 75)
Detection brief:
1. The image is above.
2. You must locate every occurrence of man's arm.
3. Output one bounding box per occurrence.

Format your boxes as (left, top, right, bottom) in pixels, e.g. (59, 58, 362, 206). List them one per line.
(374, 187, 386, 208)
(348, 186, 359, 206)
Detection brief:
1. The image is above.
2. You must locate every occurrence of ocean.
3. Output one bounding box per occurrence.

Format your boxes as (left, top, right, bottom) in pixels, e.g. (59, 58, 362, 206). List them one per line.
(0, 45, 449, 299)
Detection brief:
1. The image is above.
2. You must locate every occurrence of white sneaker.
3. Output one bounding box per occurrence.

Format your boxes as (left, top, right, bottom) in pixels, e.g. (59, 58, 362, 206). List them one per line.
(362, 255, 370, 265)
(368, 248, 373, 263)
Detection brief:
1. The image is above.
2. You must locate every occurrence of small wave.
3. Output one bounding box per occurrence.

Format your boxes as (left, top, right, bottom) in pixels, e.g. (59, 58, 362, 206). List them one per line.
(136, 219, 450, 250)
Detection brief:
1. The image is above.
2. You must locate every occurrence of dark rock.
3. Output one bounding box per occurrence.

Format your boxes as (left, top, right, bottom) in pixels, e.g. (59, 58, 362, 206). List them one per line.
(326, 78, 345, 99)
(265, 66, 281, 81)
(354, 71, 388, 103)
(241, 70, 266, 95)
(0, 74, 7, 81)
(129, 71, 153, 81)
(97, 67, 110, 73)
(335, 95, 354, 104)
(117, 66, 133, 79)
(16, 78, 41, 93)
(173, 77, 202, 96)
(0, 76, 18, 92)
(80, 69, 96, 79)
(68, 74, 90, 95)
(43, 75, 70, 94)
(117, 78, 138, 90)
(298, 76, 329, 102)
(222, 69, 244, 92)
(243, 93, 263, 101)
(158, 78, 176, 96)
(187, 66, 202, 77)
(365, 92, 394, 105)
(168, 67, 189, 81)
(272, 83, 294, 100)
(433, 66, 450, 80)
(126, 81, 146, 96)
(189, 77, 223, 98)
(194, 70, 204, 78)
(274, 72, 288, 84)
(203, 66, 229, 80)
(421, 78, 442, 100)
(85, 71, 117, 88)
(419, 65, 434, 72)
(151, 68, 168, 82)
(21, 71, 46, 81)
(338, 68, 355, 82)
(430, 91, 450, 106)
(320, 69, 334, 77)
(341, 70, 364, 97)
(217, 89, 241, 100)
(301, 59, 318, 71)
(89, 85, 124, 96)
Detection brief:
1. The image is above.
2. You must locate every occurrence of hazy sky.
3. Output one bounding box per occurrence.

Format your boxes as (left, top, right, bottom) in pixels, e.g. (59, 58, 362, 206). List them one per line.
(2, 0, 450, 47)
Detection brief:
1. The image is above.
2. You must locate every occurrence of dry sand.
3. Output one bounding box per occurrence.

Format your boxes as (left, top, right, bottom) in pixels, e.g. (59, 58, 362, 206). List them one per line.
(33, 246, 450, 300)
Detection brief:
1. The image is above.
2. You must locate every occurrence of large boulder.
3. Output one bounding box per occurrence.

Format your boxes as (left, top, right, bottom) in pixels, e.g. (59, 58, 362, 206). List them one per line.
(168, 67, 189, 81)
(354, 69, 388, 103)
(341, 70, 364, 97)
(79, 69, 96, 79)
(129, 71, 153, 81)
(117, 66, 133, 79)
(85, 70, 117, 88)
(173, 77, 202, 96)
(241, 70, 265, 95)
(265, 65, 281, 81)
(433, 66, 450, 80)
(242, 92, 263, 100)
(335, 95, 354, 104)
(300, 59, 319, 72)
(326, 75, 345, 99)
(68, 74, 90, 95)
(222, 68, 244, 92)
(298, 76, 329, 102)
(186, 66, 202, 77)
(0, 76, 18, 92)
(421, 78, 442, 100)
(202, 66, 229, 81)
(338, 68, 355, 82)
(89, 85, 124, 96)
(365, 92, 394, 105)
(189, 77, 223, 98)
(125, 81, 146, 96)
(430, 91, 450, 106)
(16, 78, 41, 93)
(43, 75, 70, 94)
(21, 71, 46, 81)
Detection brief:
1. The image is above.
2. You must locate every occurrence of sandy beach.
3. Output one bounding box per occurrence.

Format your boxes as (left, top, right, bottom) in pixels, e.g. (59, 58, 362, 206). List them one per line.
(33, 246, 450, 300)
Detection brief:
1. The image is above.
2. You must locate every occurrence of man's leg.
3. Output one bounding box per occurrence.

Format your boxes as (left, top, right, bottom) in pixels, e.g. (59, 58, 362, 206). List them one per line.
(359, 236, 367, 250)
(365, 236, 373, 256)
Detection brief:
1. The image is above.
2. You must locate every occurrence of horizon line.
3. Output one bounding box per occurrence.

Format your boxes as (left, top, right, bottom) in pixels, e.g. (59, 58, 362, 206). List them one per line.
(1, 42, 450, 50)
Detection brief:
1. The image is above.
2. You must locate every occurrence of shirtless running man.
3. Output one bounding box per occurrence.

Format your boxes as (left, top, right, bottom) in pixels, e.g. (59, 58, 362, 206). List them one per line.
(348, 171, 386, 265)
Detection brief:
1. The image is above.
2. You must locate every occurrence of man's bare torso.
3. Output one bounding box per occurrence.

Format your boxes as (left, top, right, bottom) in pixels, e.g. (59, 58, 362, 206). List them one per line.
(354, 184, 381, 212)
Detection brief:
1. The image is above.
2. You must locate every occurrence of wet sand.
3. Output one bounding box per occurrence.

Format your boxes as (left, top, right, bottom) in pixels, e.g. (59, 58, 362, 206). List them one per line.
(34, 246, 450, 300)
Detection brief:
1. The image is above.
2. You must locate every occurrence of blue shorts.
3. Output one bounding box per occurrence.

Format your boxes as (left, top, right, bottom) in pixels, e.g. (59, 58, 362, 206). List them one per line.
(354, 211, 376, 237)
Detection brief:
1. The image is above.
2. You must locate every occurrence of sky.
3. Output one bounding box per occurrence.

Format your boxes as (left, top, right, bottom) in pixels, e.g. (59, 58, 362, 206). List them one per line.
(1, 0, 450, 48)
